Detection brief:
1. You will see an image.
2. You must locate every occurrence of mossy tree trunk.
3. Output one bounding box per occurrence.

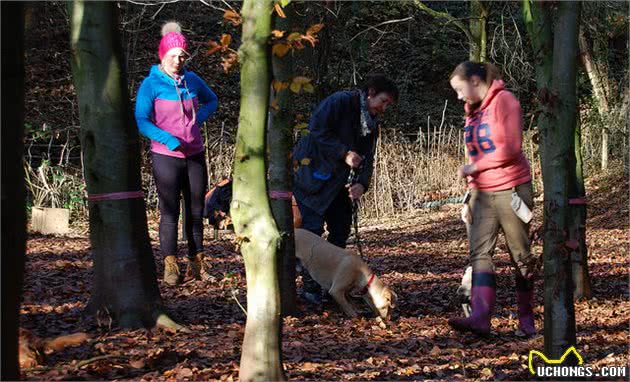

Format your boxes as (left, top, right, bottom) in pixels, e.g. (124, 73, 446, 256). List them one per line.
(569, 117, 592, 299)
(523, 0, 580, 360)
(1, 2, 26, 379)
(269, 3, 298, 317)
(315, 2, 335, 101)
(69, 1, 179, 330)
(578, 27, 610, 170)
(469, 0, 489, 62)
(414, 0, 490, 62)
(525, 0, 592, 303)
(236, 0, 285, 380)
(546, 2, 580, 357)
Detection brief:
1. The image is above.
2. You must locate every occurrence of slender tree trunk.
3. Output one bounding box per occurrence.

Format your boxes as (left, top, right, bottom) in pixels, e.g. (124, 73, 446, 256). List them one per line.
(522, 0, 553, 226)
(315, 2, 334, 101)
(569, 117, 592, 299)
(270, 3, 297, 317)
(469, 0, 489, 62)
(601, 131, 609, 170)
(546, 1, 580, 359)
(578, 27, 610, 170)
(523, 0, 553, 88)
(1, 2, 26, 379)
(413, 1, 481, 63)
(524, 0, 580, 360)
(69, 1, 179, 330)
(236, 1, 285, 380)
(578, 27, 610, 114)
(350, 1, 369, 84)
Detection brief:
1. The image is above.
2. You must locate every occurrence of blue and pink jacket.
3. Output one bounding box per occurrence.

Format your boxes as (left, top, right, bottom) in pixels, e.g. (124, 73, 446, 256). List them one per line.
(135, 65, 218, 158)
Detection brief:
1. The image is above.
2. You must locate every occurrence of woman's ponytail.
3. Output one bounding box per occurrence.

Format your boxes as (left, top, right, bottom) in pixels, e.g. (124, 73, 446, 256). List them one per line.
(450, 61, 502, 84)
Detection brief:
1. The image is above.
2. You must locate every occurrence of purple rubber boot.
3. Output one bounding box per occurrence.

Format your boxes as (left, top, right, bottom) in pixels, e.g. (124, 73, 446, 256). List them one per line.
(516, 276, 536, 336)
(449, 272, 496, 336)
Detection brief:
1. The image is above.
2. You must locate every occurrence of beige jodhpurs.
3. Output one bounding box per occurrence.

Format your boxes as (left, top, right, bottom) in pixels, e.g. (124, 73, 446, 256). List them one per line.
(466, 182, 534, 276)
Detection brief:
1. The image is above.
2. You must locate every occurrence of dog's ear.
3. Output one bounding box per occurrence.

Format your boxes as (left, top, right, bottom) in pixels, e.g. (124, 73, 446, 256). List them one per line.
(389, 290, 398, 308)
(381, 288, 397, 308)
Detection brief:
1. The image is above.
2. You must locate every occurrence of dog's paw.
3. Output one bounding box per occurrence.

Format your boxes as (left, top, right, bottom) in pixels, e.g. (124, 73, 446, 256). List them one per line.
(375, 317, 388, 329)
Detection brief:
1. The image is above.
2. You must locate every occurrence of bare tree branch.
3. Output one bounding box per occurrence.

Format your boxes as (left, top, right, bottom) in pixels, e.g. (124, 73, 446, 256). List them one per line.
(125, 0, 178, 6)
(412, 0, 474, 44)
(349, 16, 414, 42)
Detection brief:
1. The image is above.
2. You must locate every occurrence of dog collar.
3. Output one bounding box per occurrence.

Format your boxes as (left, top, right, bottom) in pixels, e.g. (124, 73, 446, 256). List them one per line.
(360, 274, 375, 295)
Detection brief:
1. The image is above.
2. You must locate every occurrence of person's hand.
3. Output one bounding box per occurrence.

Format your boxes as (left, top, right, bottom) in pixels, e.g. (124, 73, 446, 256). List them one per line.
(346, 183, 365, 201)
(458, 164, 477, 179)
(171, 140, 183, 152)
(345, 151, 363, 168)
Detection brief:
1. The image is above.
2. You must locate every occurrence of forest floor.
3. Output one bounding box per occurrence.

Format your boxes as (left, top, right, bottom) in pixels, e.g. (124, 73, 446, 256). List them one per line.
(21, 166, 628, 381)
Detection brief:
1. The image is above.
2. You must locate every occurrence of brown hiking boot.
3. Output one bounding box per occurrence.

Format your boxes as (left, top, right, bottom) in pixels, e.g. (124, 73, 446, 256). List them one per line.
(163, 255, 180, 286)
(185, 252, 215, 282)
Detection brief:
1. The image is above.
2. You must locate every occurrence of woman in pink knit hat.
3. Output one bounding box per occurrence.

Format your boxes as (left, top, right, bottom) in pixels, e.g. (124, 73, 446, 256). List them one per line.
(447, 61, 536, 337)
(135, 21, 218, 286)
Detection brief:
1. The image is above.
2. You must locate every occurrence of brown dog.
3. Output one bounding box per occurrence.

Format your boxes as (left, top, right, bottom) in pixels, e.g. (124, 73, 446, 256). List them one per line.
(294, 228, 397, 320)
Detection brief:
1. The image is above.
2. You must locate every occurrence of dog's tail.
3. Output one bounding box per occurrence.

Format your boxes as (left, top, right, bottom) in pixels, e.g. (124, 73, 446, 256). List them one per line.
(43, 332, 89, 354)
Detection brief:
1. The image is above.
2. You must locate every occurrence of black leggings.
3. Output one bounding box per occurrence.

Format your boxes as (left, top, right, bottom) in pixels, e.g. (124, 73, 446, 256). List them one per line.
(152, 152, 207, 258)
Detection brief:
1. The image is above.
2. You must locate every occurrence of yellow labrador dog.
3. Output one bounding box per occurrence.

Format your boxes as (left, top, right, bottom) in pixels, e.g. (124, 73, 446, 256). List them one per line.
(295, 228, 397, 321)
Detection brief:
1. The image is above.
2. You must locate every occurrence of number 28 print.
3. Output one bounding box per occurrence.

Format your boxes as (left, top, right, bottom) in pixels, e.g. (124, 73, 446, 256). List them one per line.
(465, 123, 496, 157)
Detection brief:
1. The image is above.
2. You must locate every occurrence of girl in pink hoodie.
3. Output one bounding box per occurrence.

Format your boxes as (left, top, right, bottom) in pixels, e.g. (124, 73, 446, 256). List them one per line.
(448, 61, 536, 337)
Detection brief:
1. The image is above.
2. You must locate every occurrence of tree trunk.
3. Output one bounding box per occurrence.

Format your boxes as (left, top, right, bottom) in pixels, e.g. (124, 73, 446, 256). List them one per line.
(350, 1, 369, 84)
(69, 1, 179, 330)
(315, 2, 334, 101)
(1, 2, 26, 379)
(523, 0, 553, 88)
(578, 27, 610, 170)
(524, 0, 580, 360)
(578, 27, 610, 114)
(414, 0, 490, 62)
(601, 129, 609, 170)
(469, 0, 489, 62)
(569, 117, 592, 299)
(236, 1, 285, 380)
(522, 0, 554, 209)
(413, 1, 476, 62)
(546, 1, 580, 359)
(270, 3, 298, 317)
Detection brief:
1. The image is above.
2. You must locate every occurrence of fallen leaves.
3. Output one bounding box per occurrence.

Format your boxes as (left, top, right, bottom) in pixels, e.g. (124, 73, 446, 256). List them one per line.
(271, 43, 291, 58)
(19, 169, 630, 380)
(222, 10, 241, 26)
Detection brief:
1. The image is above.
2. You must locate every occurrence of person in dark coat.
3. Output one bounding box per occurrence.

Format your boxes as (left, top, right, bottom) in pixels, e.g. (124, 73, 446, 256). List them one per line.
(292, 74, 398, 304)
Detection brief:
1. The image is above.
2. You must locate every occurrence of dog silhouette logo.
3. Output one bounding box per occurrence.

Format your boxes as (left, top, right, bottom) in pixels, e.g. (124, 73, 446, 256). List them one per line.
(528, 346, 584, 375)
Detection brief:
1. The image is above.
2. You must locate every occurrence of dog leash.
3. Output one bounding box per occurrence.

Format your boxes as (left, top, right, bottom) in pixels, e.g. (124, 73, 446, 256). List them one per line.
(347, 166, 365, 259)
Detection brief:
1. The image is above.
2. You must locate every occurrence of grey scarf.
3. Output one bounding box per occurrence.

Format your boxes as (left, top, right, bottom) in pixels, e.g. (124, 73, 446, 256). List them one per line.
(359, 90, 377, 136)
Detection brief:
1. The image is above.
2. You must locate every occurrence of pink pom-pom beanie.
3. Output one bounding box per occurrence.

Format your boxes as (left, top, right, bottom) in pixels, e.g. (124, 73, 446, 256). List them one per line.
(158, 22, 188, 60)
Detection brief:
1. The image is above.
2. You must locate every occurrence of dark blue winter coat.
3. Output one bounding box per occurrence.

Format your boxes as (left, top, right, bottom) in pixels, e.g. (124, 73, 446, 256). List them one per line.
(292, 90, 378, 215)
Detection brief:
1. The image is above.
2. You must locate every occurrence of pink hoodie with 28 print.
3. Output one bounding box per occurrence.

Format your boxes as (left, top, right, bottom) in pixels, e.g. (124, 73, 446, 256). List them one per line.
(463, 80, 531, 191)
